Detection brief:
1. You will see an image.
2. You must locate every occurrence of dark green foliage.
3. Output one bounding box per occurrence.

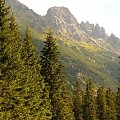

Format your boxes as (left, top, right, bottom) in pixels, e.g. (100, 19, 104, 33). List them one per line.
(105, 87, 116, 120)
(19, 28, 51, 119)
(0, 1, 52, 118)
(40, 29, 64, 119)
(40, 29, 63, 90)
(0, 0, 23, 119)
(73, 80, 83, 120)
(116, 88, 120, 120)
(58, 84, 75, 120)
(97, 87, 107, 120)
(40, 29, 75, 120)
(83, 80, 97, 120)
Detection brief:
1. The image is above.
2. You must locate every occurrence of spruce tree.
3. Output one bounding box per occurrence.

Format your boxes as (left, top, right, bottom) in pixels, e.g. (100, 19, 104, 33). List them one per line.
(58, 84, 75, 120)
(105, 87, 116, 120)
(0, 1, 23, 119)
(73, 80, 83, 120)
(83, 80, 97, 120)
(20, 28, 52, 119)
(97, 87, 107, 120)
(40, 29, 69, 120)
(116, 88, 120, 120)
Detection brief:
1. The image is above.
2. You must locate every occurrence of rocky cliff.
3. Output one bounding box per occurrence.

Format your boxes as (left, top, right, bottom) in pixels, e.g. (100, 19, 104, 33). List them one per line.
(80, 21, 108, 39)
(108, 33, 120, 49)
(45, 7, 84, 40)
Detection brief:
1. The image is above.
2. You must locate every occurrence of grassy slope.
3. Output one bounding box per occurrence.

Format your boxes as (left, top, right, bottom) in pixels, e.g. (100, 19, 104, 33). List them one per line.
(59, 37, 119, 90)
(33, 33, 119, 91)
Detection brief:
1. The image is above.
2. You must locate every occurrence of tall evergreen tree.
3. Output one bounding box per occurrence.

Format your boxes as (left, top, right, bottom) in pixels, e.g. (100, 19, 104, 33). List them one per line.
(58, 84, 75, 120)
(0, 1, 22, 119)
(116, 88, 120, 120)
(20, 28, 52, 120)
(40, 29, 74, 120)
(73, 80, 83, 120)
(105, 87, 116, 120)
(97, 87, 107, 120)
(83, 80, 97, 120)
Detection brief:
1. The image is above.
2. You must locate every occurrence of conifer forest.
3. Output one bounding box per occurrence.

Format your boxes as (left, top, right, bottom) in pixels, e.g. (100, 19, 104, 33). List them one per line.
(0, 0, 120, 120)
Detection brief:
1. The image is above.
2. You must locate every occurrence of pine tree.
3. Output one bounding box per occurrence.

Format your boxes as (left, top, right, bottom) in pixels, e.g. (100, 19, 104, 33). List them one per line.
(0, 0, 24, 119)
(73, 80, 83, 120)
(116, 88, 120, 120)
(58, 84, 75, 120)
(105, 87, 116, 120)
(40, 29, 70, 120)
(19, 28, 52, 119)
(83, 80, 97, 120)
(97, 87, 107, 120)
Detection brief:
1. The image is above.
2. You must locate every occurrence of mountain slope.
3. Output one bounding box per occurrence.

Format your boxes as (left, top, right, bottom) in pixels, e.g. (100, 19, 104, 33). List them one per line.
(80, 21, 120, 52)
(6, 0, 45, 31)
(6, 0, 120, 90)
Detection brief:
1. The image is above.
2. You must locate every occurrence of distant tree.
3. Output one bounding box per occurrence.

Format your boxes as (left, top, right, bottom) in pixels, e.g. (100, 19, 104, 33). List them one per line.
(97, 87, 107, 120)
(82, 80, 97, 120)
(58, 84, 75, 120)
(105, 87, 116, 120)
(73, 80, 83, 120)
(116, 88, 120, 120)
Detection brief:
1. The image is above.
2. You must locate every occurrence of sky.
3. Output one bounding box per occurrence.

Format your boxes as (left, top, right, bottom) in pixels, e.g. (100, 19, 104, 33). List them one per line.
(18, 0, 120, 38)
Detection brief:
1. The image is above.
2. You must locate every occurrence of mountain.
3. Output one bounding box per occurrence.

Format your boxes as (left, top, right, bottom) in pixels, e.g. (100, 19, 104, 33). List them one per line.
(108, 33, 120, 51)
(80, 21, 108, 39)
(6, 0, 120, 90)
(80, 21, 120, 52)
(6, 0, 45, 31)
(6, 0, 120, 50)
(45, 7, 84, 40)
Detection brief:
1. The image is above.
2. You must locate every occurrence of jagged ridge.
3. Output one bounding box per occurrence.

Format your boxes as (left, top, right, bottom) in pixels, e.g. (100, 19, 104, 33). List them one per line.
(6, 0, 120, 52)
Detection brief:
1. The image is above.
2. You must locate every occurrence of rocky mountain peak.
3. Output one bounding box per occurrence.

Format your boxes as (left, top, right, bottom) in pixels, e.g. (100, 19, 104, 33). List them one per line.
(46, 6, 79, 25)
(47, 7, 72, 17)
(107, 33, 120, 49)
(80, 21, 108, 39)
(110, 33, 116, 38)
(45, 6, 83, 40)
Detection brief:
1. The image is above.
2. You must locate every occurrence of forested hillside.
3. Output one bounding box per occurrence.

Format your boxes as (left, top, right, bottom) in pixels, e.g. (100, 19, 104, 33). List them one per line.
(0, 0, 120, 119)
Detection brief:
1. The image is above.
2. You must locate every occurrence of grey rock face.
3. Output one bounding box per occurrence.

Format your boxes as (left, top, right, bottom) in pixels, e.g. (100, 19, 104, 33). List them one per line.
(80, 21, 108, 39)
(45, 7, 84, 40)
(108, 33, 120, 48)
